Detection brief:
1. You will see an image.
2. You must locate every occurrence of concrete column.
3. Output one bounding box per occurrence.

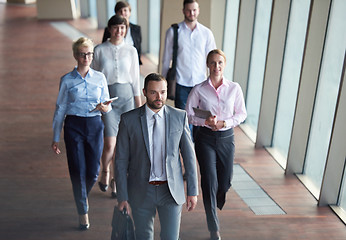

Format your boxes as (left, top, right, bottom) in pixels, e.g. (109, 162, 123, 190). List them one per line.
(319, 54, 346, 206)
(36, 0, 78, 20)
(96, 0, 108, 29)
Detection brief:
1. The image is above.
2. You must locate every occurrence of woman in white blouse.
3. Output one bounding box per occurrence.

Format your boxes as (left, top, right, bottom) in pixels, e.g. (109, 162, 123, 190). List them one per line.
(91, 15, 142, 198)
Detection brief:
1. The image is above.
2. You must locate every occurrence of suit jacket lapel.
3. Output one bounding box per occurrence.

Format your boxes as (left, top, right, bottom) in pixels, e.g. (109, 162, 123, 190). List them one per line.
(139, 106, 150, 159)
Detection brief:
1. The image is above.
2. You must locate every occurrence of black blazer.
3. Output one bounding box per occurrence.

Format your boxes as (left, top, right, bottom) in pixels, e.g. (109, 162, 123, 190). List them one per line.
(102, 23, 142, 65)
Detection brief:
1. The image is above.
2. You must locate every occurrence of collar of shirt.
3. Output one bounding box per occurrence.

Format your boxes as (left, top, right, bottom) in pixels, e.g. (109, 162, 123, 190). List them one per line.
(71, 67, 95, 79)
(181, 21, 200, 32)
(145, 104, 165, 121)
(207, 76, 229, 93)
(106, 40, 125, 49)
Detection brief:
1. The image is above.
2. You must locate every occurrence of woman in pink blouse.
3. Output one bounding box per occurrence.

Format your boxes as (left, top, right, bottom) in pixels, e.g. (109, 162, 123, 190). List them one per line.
(185, 49, 247, 240)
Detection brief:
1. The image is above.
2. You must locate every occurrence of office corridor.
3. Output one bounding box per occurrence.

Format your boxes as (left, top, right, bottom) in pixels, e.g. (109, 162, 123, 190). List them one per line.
(0, 3, 345, 240)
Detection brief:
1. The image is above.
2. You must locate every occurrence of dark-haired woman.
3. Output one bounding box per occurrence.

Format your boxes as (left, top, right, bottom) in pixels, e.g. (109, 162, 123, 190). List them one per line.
(102, 1, 142, 65)
(92, 15, 142, 198)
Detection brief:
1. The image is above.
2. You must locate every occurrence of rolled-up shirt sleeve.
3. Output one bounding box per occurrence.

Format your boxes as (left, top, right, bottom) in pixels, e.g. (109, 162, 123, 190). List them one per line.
(226, 83, 247, 128)
(162, 27, 174, 78)
(186, 85, 207, 126)
(52, 78, 68, 142)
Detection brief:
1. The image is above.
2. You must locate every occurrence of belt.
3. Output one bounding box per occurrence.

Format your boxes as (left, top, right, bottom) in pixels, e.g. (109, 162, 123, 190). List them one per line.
(149, 181, 167, 186)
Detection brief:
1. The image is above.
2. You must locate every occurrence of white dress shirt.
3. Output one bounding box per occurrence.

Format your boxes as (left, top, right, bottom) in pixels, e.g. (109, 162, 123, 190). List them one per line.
(91, 41, 141, 96)
(145, 105, 167, 182)
(124, 27, 134, 46)
(162, 21, 216, 87)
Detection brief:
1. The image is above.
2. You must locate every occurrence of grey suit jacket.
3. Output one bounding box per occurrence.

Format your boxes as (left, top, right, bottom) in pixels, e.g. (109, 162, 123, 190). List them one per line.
(114, 105, 198, 206)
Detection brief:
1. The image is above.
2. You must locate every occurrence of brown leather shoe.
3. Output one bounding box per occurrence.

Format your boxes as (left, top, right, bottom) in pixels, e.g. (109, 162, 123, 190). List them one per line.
(210, 231, 221, 240)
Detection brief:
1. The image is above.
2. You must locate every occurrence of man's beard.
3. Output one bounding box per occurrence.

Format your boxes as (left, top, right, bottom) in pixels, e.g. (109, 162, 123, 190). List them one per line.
(185, 16, 196, 22)
(147, 100, 165, 110)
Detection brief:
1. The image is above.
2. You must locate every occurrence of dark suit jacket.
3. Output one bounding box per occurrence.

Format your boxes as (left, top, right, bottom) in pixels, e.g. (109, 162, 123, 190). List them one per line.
(102, 23, 142, 65)
(114, 105, 198, 207)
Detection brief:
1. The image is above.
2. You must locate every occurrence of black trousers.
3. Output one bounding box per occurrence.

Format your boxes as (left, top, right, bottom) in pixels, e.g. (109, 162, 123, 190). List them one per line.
(64, 115, 104, 215)
(195, 127, 234, 232)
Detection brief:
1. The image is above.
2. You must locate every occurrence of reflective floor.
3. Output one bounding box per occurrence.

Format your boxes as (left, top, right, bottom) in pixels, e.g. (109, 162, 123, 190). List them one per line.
(0, 3, 345, 240)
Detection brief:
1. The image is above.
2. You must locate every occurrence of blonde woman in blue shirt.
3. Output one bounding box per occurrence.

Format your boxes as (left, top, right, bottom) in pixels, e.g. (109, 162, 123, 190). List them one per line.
(51, 37, 112, 230)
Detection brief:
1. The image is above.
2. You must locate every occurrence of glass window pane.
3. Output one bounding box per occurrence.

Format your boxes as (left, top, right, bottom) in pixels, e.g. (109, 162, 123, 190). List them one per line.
(149, 0, 161, 61)
(88, 0, 97, 18)
(304, 0, 346, 192)
(272, 0, 310, 159)
(107, 0, 116, 19)
(245, 0, 272, 131)
(222, 0, 240, 81)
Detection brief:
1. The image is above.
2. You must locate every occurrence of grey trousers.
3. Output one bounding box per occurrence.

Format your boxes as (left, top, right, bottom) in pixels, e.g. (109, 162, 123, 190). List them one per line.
(130, 183, 182, 240)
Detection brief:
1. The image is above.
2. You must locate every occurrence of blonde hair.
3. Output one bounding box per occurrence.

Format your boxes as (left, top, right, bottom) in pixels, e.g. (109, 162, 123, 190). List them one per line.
(72, 37, 94, 55)
(206, 49, 227, 64)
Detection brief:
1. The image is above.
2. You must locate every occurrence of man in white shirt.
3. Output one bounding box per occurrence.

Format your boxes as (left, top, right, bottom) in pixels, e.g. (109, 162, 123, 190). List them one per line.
(162, 0, 216, 110)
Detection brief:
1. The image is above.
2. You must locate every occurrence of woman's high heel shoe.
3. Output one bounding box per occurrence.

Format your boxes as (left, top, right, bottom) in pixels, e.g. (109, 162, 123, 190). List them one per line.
(98, 170, 109, 192)
(98, 182, 108, 192)
(110, 178, 117, 198)
(79, 214, 90, 230)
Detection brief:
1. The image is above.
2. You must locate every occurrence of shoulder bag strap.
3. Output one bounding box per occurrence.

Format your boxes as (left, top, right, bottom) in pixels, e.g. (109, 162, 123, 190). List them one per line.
(171, 23, 179, 70)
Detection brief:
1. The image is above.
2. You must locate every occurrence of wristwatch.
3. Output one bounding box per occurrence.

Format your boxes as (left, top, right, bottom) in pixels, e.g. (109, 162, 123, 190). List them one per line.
(223, 121, 227, 128)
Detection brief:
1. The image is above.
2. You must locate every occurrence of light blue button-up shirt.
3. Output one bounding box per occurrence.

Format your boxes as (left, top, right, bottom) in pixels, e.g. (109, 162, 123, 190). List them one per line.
(52, 67, 110, 142)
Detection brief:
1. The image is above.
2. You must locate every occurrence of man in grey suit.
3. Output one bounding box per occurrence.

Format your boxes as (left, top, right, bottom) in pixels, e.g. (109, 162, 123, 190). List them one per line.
(114, 73, 198, 240)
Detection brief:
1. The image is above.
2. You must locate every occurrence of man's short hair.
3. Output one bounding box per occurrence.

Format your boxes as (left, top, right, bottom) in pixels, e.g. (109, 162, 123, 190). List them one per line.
(107, 14, 129, 30)
(114, 1, 131, 13)
(183, 0, 198, 7)
(144, 73, 167, 90)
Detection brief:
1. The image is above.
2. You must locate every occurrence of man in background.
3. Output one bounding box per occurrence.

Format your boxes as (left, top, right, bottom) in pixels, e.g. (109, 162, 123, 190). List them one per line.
(162, 0, 216, 110)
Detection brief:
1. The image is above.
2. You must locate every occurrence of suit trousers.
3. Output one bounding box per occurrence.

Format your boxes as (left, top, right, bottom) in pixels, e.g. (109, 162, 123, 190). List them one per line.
(130, 183, 182, 240)
(195, 127, 234, 232)
(64, 115, 104, 215)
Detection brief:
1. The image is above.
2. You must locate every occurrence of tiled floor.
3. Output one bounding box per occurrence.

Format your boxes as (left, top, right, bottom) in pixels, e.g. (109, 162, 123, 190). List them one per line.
(50, 22, 88, 40)
(232, 164, 285, 215)
(0, 3, 346, 240)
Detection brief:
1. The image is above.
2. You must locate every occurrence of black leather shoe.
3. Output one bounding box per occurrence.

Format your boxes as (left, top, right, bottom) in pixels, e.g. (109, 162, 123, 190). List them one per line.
(98, 181, 108, 192)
